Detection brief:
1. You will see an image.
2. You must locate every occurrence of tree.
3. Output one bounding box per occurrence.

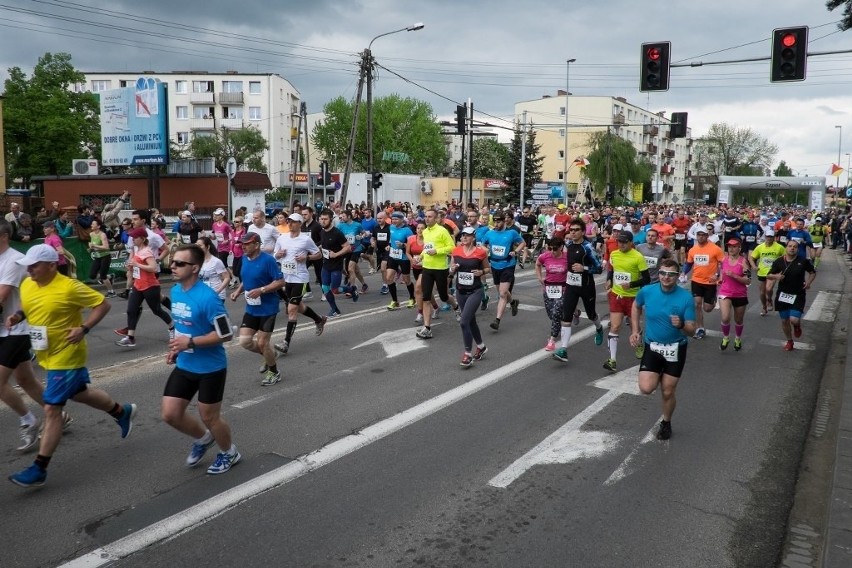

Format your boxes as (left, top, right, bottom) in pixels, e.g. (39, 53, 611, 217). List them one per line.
(827, 0, 852, 30)
(692, 123, 778, 179)
(188, 126, 269, 173)
(311, 94, 447, 176)
(774, 160, 794, 177)
(3, 52, 100, 184)
(584, 130, 653, 200)
(504, 123, 544, 204)
(453, 137, 510, 179)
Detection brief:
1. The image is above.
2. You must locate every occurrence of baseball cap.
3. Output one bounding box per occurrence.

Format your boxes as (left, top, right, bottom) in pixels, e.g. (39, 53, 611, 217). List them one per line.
(287, 213, 304, 223)
(615, 231, 632, 243)
(696, 227, 709, 234)
(128, 227, 148, 239)
(461, 226, 476, 235)
(613, 223, 624, 231)
(213, 208, 226, 216)
(764, 228, 775, 236)
(557, 204, 566, 210)
(240, 232, 261, 244)
(16, 244, 59, 266)
(726, 238, 741, 246)
(181, 210, 192, 217)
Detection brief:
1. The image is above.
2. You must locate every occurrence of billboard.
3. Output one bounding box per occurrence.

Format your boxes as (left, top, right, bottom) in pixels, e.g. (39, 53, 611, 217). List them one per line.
(100, 78, 169, 166)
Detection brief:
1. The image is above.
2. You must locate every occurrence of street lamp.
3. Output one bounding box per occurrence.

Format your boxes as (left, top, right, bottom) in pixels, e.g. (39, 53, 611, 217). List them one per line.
(563, 58, 575, 206)
(836, 125, 842, 191)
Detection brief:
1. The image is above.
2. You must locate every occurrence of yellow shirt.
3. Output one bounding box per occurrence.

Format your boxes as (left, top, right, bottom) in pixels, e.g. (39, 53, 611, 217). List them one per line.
(21, 274, 105, 370)
(421, 224, 455, 270)
(609, 248, 648, 298)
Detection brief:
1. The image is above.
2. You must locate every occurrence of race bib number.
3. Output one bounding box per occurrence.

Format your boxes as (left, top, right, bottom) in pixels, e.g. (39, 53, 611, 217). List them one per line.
(567, 272, 583, 287)
(519, 224, 528, 232)
(614, 271, 631, 286)
(29, 325, 48, 351)
(555, 224, 565, 233)
(491, 245, 507, 257)
(245, 291, 262, 306)
(675, 233, 686, 240)
(643, 256, 658, 268)
(175, 329, 194, 354)
(779, 236, 788, 244)
(423, 243, 435, 253)
(650, 341, 679, 362)
(377, 233, 388, 242)
(389, 248, 403, 260)
(321, 248, 330, 259)
(745, 235, 756, 242)
(457, 272, 475, 286)
(181, 234, 191, 244)
(215, 232, 224, 243)
(778, 292, 797, 304)
(345, 234, 356, 244)
(813, 242, 822, 248)
(545, 285, 563, 299)
(281, 261, 297, 275)
(694, 254, 709, 266)
(132, 266, 140, 279)
(761, 256, 774, 266)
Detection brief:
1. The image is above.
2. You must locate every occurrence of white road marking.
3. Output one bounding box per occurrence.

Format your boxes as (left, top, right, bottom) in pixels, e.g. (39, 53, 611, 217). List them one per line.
(605, 421, 659, 486)
(802, 291, 841, 322)
(488, 365, 642, 489)
(759, 338, 816, 351)
(515, 304, 544, 312)
(352, 328, 431, 358)
(60, 325, 601, 568)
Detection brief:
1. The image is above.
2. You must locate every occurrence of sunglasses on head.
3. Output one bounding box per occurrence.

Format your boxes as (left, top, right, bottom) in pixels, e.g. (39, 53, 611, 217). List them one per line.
(658, 270, 679, 278)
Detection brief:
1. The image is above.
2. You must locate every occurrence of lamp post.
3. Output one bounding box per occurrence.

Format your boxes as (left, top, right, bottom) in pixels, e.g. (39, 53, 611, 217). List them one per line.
(836, 125, 842, 191)
(563, 58, 575, 206)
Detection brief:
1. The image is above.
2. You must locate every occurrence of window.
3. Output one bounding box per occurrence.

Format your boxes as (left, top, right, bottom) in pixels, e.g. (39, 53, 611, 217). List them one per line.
(249, 107, 261, 120)
(560, 106, 565, 116)
(194, 131, 214, 139)
(119, 80, 128, 88)
(558, 172, 565, 181)
(176, 106, 189, 120)
(249, 81, 261, 95)
(559, 128, 565, 137)
(558, 150, 565, 159)
(194, 106, 213, 119)
(192, 80, 213, 93)
(176, 132, 189, 144)
(175, 80, 187, 94)
(222, 107, 243, 119)
(222, 81, 243, 93)
(91, 80, 112, 92)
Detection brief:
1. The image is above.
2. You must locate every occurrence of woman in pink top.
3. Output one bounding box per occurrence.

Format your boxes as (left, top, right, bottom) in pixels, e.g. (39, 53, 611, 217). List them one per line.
(211, 208, 233, 279)
(229, 215, 246, 288)
(718, 237, 752, 351)
(535, 236, 569, 351)
(42, 222, 69, 276)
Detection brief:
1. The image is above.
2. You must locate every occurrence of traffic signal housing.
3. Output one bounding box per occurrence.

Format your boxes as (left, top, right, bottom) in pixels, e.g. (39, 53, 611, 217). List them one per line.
(771, 26, 808, 83)
(455, 104, 467, 135)
(371, 171, 383, 190)
(640, 42, 671, 92)
(319, 160, 331, 185)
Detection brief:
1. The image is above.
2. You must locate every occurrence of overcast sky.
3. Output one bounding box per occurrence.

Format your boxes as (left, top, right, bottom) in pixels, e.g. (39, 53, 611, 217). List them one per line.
(2, 0, 851, 183)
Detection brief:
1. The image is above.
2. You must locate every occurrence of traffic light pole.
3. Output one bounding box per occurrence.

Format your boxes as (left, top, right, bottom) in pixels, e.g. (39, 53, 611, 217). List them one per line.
(467, 99, 474, 207)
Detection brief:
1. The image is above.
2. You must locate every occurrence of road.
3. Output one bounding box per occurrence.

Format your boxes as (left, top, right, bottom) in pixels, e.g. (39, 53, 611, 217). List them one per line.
(0, 250, 845, 568)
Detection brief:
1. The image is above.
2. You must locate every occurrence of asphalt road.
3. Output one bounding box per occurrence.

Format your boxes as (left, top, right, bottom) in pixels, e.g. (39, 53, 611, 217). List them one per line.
(0, 250, 844, 568)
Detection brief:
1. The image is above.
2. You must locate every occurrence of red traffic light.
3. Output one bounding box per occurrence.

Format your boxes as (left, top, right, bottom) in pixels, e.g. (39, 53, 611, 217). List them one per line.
(781, 33, 797, 48)
(647, 47, 662, 61)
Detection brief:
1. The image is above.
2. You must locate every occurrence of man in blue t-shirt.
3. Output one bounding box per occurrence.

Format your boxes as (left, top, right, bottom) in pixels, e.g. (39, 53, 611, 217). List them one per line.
(483, 211, 525, 331)
(786, 217, 814, 260)
(360, 209, 378, 275)
(629, 257, 696, 441)
(337, 210, 368, 293)
(165, 245, 241, 475)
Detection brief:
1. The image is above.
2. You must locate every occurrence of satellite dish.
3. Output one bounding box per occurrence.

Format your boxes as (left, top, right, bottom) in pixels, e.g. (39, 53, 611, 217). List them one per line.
(226, 157, 237, 180)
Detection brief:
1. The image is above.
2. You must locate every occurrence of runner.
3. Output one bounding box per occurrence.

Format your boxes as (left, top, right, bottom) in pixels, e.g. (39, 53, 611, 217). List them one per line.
(680, 225, 724, 339)
(318, 209, 358, 318)
(86, 219, 116, 297)
(515, 206, 538, 268)
(536, 236, 567, 352)
(407, 221, 440, 324)
(163, 244, 241, 474)
(808, 216, 828, 268)
(451, 227, 490, 367)
(229, 216, 246, 289)
(718, 238, 751, 351)
(766, 240, 816, 351)
(229, 232, 286, 386)
(415, 208, 459, 339)
(604, 231, 650, 371)
(385, 212, 416, 310)
(484, 212, 525, 332)
(371, 212, 392, 295)
(196, 236, 231, 301)
(337, 210, 368, 294)
(8, 245, 135, 487)
(246, 208, 280, 254)
(211, 208, 234, 283)
(671, 210, 692, 264)
(749, 229, 785, 316)
(629, 258, 696, 440)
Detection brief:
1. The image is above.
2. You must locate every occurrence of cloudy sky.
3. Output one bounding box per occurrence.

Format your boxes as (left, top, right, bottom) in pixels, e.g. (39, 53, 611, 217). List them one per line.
(2, 0, 851, 183)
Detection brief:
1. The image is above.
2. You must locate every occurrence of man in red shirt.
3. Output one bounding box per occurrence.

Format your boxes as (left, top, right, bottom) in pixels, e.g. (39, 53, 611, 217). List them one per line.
(553, 204, 572, 241)
(671, 210, 692, 263)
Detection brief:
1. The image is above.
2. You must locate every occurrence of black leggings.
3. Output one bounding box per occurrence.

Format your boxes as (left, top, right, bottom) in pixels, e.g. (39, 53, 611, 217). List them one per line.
(456, 288, 484, 352)
(127, 286, 172, 331)
(89, 256, 110, 281)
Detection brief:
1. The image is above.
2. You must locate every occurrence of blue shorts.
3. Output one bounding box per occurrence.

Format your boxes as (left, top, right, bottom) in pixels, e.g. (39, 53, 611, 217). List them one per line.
(44, 368, 91, 405)
(778, 309, 803, 320)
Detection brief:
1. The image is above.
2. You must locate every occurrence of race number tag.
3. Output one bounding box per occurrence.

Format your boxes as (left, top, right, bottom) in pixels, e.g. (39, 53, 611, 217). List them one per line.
(491, 245, 506, 257)
(321, 248, 330, 259)
(345, 234, 356, 244)
(761, 256, 774, 266)
(614, 271, 631, 287)
(745, 235, 756, 242)
(281, 261, 297, 275)
(377, 233, 388, 242)
(457, 272, 475, 286)
(694, 254, 709, 266)
(132, 266, 140, 279)
(778, 292, 797, 304)
(566, 272, 582, 287)
(644, 256, 658, 268)
(29, 325, 48, 351)
(181, 234, 191, 244)
(813, 242, 822, 248)
(545, 285, 563, 298)
(650, 341, 679, 362)
(675, 234, 686, 240)
(423, 242, 435, 253)
(519, 224, 528, 232)
(245, 291, 262, 306)
(215, 232, 224, 243)
(389, 248, 403, 260)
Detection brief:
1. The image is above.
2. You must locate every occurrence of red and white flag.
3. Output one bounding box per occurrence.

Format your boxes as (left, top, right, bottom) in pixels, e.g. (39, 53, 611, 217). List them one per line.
(827, 163, 844, 176)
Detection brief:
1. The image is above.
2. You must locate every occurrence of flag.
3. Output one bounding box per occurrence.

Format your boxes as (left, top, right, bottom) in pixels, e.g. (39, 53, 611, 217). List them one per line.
(827, 163, 844, 176)
(573, 157, 590, 167)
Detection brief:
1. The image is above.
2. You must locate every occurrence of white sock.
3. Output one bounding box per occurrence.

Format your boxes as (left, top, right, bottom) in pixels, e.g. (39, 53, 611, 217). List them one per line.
(608, 334, 619, 360)
(560, 326, 572, 348)
(228, 444, 238, 456)
(20, 411, 37, 427)
(196, 430, 213, 444)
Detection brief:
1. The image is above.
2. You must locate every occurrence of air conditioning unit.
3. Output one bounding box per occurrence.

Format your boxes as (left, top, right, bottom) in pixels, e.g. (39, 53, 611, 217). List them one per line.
(420, 180, 432, 194)
(72, 159, 99, 175)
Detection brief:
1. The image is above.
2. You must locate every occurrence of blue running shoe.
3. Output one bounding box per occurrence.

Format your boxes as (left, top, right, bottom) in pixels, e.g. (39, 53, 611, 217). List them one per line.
(116, 403, 137, 439)
(351, 286, 359, 302)
(9, 463, 46, 488)
(187, 439, 216, 467)
(439, 303, 451, 312)
(594, 326, 604, 346)
(207, 449, 242, 475)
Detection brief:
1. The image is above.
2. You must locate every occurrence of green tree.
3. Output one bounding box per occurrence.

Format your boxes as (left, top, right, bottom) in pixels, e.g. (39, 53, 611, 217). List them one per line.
(827, 0, 852, 30)
(3, 52, 100, 184)
(773, 160, 794, 177)
(312, 94, 447, 175)
(584, 130, 653, 200)
(188, 126, 269, 173)
(692, 123, 777, 179)
(453, 137, 510, 179)
(504, 123, 544, 204)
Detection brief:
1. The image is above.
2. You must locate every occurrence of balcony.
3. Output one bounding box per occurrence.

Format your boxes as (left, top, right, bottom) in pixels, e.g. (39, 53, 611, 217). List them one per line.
(220, 117, 244, 129)
(661, 164, 674, 175)
(218, 92, 244, 105)
(643, 125, 659, 136)
(664, 149, 675, 158)
(688, 153, 693, 162)
(190, 117, 215, 130)
(613, 112, 625, 125)
(647, 143, 658, 154)
(189, 92, 214, 104)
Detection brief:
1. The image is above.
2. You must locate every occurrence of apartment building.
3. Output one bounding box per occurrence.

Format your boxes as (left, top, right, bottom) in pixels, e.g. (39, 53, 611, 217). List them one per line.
(514, 93, 693, 202)
(79, 71, 301, 186)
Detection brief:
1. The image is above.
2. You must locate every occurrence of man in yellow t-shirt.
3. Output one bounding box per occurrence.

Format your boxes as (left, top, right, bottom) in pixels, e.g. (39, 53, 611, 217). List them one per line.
(8, 245, 137, 488)
(749, 229, 786, 315)
(604, 231, 650, 372)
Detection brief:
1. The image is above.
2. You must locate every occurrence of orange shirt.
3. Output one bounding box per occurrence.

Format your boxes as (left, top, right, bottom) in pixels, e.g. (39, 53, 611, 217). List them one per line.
(652, 222, 676, 247)
(132, 247, 160, 291)
(687, 241, 725, 285)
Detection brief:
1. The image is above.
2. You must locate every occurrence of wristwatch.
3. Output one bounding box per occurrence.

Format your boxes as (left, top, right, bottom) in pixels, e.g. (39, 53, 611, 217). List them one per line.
(188, 338, 195, 349)
(81, 325, 90, 334)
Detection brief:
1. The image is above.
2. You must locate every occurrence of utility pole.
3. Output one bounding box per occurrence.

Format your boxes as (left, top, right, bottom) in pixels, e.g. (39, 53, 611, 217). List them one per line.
(366, 49, 375, 210)
(467, 99, 474, 206)
(289, 109, 303, 212)
(459, 117, 466, 203)
(520, 111, 528, 210)
(605, 125, 611, 202)
(300, 102, 312, 207)
(340, 51, 369, 206)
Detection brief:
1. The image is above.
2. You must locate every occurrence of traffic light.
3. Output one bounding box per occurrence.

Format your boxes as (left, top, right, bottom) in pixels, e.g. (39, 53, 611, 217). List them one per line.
(371, 171, 383, 190)
(670, 112, 688, 138)
(771, 26, 808, 82)
(640, 42, 671, 92)
(605, 184, 615, 201)
(455, 104, 467, 135)
(319, 160, 330, 185)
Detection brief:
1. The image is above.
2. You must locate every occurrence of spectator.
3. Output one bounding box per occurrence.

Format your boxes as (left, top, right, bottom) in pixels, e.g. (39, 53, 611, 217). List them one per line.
(54, 210, 74, 239)
(4, 202, 22, 224)
(101, 191, 130, 229)
(11, 213, 34, 242)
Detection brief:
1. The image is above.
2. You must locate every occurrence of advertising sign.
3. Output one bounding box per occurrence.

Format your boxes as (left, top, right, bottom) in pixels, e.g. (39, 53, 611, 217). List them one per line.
(100, 78, 169, 166)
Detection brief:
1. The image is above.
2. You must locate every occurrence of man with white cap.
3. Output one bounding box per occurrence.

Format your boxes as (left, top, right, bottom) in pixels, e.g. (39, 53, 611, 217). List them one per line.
(749, 228, 785, 315)
(8, 245, 136, 487)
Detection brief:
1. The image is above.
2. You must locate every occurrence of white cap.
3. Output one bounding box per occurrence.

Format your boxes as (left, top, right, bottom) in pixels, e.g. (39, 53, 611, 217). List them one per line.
(613, 223, 624, 231)
(287, 213, 304, 223)
(16, 244, 59, 266)
(764, 228, 775, 236)
(213, 208, 225, 216)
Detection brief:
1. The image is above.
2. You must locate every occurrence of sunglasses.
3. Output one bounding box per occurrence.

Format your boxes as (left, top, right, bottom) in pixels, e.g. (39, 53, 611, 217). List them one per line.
(569, 227, 582, 232)
(170, 260, 196, 267)
(658, 270, 679, 278)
